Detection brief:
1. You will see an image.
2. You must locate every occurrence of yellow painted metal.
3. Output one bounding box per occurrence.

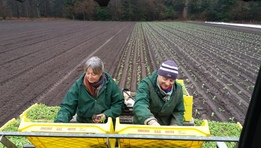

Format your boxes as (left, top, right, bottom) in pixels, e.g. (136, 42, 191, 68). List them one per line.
(176, 79, 193, 122)
(115, 117, 210, 148)
(237, 122, 243, 130)
(0, 118, 16, 131)
(176, 79, 189, 95)
(18, 110, 115, 148)
(184, 95, 193, 121)
(19, 103, 39, 119)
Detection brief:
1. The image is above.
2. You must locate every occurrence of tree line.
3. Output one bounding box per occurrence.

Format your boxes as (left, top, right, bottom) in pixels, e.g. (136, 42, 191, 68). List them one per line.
(0, 0, 260, 22)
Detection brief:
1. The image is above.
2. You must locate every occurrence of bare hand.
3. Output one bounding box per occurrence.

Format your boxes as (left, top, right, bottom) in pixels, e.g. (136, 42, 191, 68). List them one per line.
(92, 114, 106, 123)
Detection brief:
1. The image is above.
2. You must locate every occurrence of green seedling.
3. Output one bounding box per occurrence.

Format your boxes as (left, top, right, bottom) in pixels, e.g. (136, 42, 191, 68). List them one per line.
(100, 116, 106, 123)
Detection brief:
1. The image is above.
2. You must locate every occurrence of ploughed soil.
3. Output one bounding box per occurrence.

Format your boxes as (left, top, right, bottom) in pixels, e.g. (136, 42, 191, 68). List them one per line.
(0, 20, 260, 127)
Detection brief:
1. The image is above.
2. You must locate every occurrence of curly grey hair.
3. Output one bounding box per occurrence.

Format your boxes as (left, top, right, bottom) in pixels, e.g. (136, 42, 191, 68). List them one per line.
(84, 56, 104, 74)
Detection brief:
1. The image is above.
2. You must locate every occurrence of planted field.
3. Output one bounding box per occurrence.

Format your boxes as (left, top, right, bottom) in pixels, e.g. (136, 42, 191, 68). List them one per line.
(0, 21, 260, 127)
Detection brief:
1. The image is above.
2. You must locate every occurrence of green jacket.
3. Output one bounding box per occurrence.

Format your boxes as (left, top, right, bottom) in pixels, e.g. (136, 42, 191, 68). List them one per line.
(133, 71, 185, 125)
(54, 72, 124, 123)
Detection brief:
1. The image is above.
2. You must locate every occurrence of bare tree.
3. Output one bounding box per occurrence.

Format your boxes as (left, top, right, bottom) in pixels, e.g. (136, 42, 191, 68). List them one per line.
(13, 1, 21, 18)
(108, 0, 122, 21)
(9, 0, 27, 18)
(75, 0, 97, 20)
(35, 0, 44, 18)
(182, 0, 189, 20)
(0, 0, 7, 19)
(44, 0, 49, 17)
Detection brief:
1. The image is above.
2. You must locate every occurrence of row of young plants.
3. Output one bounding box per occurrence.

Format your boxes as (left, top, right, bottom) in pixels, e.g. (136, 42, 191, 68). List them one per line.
(115, 26, 135, 89)
(161, 22, 259, 76)
(181, 24, 258, 83)
(178, 24, 257, 94)
(116, 23, 151, 91)
(159, 22, 256, 90)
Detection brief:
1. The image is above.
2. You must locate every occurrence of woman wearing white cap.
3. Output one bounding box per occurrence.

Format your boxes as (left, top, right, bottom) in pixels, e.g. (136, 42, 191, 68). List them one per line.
(133, 60, 185, 126)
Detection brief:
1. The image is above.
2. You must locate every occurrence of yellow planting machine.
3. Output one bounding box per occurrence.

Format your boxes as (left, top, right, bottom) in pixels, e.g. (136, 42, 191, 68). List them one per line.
(0, 79, 246, 148)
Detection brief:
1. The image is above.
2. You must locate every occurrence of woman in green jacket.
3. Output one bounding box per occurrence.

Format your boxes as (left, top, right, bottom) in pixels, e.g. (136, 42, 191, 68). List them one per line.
(54, 56, 124, 123)
(133, 60, 185, 126)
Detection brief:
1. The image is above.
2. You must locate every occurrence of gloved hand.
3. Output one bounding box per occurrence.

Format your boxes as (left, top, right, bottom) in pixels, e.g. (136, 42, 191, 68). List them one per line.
(124, 98, 135, 107)
(92, 113, 106, 123)
(148, 119, 160, 126)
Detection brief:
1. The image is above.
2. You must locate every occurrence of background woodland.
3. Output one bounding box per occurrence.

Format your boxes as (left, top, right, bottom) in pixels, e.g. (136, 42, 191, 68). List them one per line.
(1, 0, 261, 22)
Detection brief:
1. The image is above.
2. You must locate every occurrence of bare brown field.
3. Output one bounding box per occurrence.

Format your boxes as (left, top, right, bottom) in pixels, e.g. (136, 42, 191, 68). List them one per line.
(0, 20, 260, 126)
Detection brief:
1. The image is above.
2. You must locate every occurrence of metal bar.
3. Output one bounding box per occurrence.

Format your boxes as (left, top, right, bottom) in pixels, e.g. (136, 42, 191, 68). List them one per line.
(0, 135, 17, 148)
(0, 132, 239, 142)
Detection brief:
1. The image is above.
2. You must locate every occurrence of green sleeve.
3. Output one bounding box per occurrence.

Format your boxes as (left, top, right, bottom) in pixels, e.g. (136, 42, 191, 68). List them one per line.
(134, 80, 155, 124)
(103, 81, 124, 119)
(170, 85, 185, 125)
(54, 83, 78, 123)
